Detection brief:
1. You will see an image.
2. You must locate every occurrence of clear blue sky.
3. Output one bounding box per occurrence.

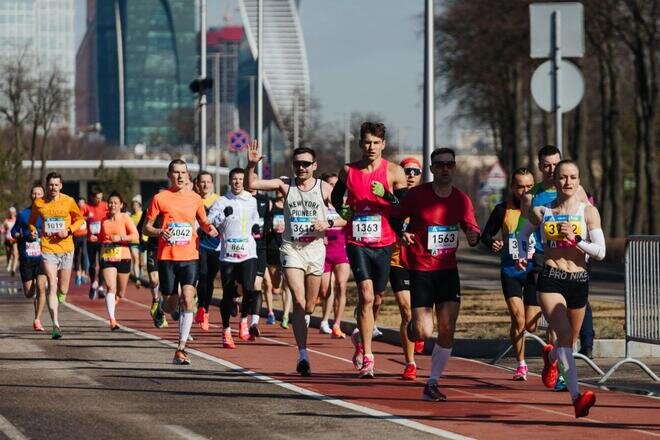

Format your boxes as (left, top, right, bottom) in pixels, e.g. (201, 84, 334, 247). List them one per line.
(75, 0, 456, 147)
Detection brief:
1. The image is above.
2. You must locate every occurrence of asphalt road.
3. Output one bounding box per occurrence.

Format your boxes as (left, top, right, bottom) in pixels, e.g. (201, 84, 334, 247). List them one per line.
(0, 289, 448, 440)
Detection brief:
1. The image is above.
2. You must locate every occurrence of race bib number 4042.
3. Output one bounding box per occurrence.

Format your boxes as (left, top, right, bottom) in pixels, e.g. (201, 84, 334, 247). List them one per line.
(427, 225, 458, 256)
(168, 222, 193, 245)
(352, 214, 381, 242)
(44, 217, 65, 236)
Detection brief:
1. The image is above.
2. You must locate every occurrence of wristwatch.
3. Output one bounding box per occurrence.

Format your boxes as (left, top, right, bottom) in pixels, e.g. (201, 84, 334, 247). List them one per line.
(574, 235, 583, 243)
(327, 219, 334, 228)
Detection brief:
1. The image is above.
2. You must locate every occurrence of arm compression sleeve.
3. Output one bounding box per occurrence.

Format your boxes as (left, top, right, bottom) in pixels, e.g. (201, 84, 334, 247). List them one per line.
(577, 228, 606, 261)
(331, 178, 347, 210)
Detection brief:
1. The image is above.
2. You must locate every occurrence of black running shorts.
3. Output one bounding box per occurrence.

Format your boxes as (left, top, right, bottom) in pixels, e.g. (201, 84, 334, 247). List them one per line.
(389, 265, 410, 293)
(19, 258, 42, 283)
(100, 258, 131, 274)
(536, 265, 589, 309)
(256, 248, 267, 278)
(410, 268, 461, 308)
(346, 243, 392, 293)
(158, 260, 199, 296)
(501, 271, 538, 306)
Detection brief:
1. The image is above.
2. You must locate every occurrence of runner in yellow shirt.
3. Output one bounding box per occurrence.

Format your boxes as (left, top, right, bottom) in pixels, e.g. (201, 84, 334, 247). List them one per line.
(29, 172, 84, 339)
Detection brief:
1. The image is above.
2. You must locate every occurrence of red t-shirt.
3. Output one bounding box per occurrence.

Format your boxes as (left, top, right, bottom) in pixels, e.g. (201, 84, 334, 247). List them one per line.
(145, 188, 207, 261)
(395, 184, 479, 271)
(83, 201, 109, 239)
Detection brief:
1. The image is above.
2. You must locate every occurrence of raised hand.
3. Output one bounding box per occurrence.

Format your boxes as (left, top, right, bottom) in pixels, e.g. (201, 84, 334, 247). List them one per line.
(247, 140, 264, 166)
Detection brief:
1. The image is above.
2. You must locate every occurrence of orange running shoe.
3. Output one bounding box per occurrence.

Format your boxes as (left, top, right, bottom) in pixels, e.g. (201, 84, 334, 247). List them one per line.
(173, 349, 191, 365)
(414, 340, 425, 354)
(238, 320, 250, 341)
(573, 390, 596, 418)
(195, 306, 206, 324)
(402, 363, 417, 380)
(110, 319, 120, 331)
(330, 325, 346, 339)
(223, 329, 236, 349)
(201, 311, 209, 331)
(541, 344, 559, 388)
(33, 319, 45, 332)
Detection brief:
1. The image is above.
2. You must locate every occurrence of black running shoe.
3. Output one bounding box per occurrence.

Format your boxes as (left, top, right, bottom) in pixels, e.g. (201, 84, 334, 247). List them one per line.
(422, 381, 447, 402)
(296, 359, 311, 377)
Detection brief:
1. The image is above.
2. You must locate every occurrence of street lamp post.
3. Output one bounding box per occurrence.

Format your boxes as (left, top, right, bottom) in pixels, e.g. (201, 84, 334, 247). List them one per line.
(199, 0, 208, 170)
(422, 0, 435, 183)
(256, 0, 263, 178)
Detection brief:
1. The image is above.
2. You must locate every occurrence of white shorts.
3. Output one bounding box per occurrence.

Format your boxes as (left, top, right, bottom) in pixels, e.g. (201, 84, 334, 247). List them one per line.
(42, 252, 74, 271)
(280, 239, 325, 276)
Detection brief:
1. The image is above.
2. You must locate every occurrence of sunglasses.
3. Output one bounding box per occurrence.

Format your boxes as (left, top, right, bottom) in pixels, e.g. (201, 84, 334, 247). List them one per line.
(404, 168, 422, 176)
(293, 160, 314, 169)
(432, 161, 456, 169)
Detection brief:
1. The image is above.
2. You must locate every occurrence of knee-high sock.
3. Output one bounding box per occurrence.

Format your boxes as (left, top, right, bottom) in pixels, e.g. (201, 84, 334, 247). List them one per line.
(47, 292, 59, 328)
(178, 311, 193, 350)
(555, 346, 580, 400)
(105, 292, 116, 320)
(429, 344, 452, 383)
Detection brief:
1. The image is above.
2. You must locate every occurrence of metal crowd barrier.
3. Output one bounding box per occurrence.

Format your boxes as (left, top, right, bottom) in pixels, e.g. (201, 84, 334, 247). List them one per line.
(599, 236, 660, 383)
(491, 312, 604, 376)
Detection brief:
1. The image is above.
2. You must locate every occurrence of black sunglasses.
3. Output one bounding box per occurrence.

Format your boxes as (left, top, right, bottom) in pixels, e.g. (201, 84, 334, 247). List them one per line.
(432, 161, 456, 168)
(293, 160, 314, 169)
(404, 168, 422, 176)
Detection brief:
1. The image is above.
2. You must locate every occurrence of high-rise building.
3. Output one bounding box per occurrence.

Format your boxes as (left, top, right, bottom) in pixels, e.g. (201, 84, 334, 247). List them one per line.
(95, 0, 196, 147)
(0, 0, 76, 131)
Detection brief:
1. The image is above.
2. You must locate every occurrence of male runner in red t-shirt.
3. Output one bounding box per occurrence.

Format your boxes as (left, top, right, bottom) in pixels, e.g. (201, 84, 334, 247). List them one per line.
(393, 147, 480, 401)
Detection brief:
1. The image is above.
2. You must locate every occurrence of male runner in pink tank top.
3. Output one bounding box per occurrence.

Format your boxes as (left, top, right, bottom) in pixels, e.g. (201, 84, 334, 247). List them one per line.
(331, 122, 407, 378)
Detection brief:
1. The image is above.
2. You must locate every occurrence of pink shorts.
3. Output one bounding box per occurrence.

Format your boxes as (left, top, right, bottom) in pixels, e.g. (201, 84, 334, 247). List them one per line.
(324, 238, 349, 273)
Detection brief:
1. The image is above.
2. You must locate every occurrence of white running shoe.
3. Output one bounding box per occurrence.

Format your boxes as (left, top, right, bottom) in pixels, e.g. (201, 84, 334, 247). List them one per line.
(372, 326, 383, 338)
(319, 321, 332, 334)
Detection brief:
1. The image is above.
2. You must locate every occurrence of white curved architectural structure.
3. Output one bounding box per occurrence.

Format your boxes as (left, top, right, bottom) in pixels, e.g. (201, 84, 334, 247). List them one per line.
(238, 0, 310, 138)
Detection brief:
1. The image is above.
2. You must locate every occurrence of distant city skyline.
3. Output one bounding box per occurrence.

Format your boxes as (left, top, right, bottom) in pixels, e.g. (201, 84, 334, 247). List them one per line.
(75, 0, 460, 149)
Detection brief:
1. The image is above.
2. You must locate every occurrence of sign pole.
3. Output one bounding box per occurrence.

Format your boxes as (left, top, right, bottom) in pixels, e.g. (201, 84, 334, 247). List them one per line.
(256, 0, 263, 178)
(214, 53, 221, 193)
(422, 0, 435, 183)
(552, 10, 562, 154)
(200, 0, 208, 170)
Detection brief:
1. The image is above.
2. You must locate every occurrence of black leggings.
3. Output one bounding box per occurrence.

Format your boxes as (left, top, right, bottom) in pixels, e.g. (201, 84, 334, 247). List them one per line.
(87, 241, 104, 286)
(219, 259, 258, 329)
(198, 247, 220, 310)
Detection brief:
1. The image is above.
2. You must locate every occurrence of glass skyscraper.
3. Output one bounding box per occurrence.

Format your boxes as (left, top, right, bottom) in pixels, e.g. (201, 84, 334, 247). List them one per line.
(0, 0, 76, 130)
(96, 0, 196, 147)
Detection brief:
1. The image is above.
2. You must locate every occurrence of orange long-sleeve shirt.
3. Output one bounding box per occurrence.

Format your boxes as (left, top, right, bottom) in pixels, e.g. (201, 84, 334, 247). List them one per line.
(29, 194, 84, 254)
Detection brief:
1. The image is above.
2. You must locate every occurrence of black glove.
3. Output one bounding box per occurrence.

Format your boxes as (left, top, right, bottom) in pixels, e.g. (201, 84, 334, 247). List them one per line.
(223, 206, 233, 217)
(251, 224, 261, 235)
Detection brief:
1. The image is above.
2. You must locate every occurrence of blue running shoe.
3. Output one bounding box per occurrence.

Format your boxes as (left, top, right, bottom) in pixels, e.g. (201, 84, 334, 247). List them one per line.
(554, 375, 568, 391)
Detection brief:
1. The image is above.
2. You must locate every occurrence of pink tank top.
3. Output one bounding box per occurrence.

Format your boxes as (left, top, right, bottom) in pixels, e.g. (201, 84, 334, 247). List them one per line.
(345, 159, 396, 247)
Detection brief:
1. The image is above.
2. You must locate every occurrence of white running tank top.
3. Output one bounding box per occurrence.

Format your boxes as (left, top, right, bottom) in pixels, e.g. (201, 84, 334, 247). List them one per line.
(540, 202, 588, 249)
(283, 178, 327, 244)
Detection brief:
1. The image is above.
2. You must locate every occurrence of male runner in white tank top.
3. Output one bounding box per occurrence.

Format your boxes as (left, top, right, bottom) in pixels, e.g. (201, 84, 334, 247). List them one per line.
(246, 142, 333, 376)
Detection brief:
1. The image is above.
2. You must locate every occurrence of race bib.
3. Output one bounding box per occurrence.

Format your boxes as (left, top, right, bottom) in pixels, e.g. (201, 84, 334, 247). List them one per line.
(168, 222, 193, 245)
(352, 214, 381, 242)
(89, 221, 101, 235)
(290, 216, 316, 242)
(44, 217, 65, 235)
(225, 237, 249, 259)
(273, 214, 285, 233)
(101, 245, 122, 262)
(544, 215, 582, 248)
(508, 233, 520, 259)
(25, 240, 41, 257)
(427, 225, 458, 256)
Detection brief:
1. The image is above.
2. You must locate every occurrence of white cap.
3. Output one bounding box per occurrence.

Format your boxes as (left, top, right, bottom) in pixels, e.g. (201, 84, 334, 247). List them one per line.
(131, 195, 142, 205)
(9, 206, 16, 212)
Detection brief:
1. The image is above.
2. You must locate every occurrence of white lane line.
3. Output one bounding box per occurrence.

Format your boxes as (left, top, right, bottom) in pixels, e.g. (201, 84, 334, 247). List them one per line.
(66, 301, 472, 440)
(0, 414, 28, 440)
(163, 425, 208, 440)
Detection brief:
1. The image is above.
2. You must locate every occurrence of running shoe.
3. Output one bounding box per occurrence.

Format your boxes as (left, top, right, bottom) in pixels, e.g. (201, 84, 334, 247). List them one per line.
(223, 329, 236, 349)
(195, 306, 206, 324)
(414, 340, 425, 354)
(372, 326, 383, 338)
(513, 365, 528, 381)
(319, 320, 331, 334)
(110, 319, 120, 331)
(331, 325, 346, 339)
(296, 358, 311, 377)
(422, 381, 447, 402)
(266, 312, 275, 325)
(573, 390, 596, 418)
(75, 275, 81, 286)
(33, 319, 44, 332)
(51, 326, 62, 340)
(171, 304, 181, 321)
(248, 324, 260, 341)
(201, 312, 209, 332)
(150, 299, 159, 319)
(56, 291, 66, 304)
(97, 286, 106, 299)
(358, 354, 375, 378)
(554, 375, 568, 391)
(351, 331, 364, 370)
(173, 349, 191, 365)
(152, 299, 168, 329)
(280, 316, 289, 329)
(238, 320, 250, 341)
(541, 344, 559, 388)
(135, 279, 141, 289)
(402, 363, 417, 380)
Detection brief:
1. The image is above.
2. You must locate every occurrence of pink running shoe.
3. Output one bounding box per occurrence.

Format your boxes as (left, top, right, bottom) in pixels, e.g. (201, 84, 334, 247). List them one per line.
(351, 331, 364, 370)
(359, 354, 375, 378)
(33, 319, 45, 332)
(513, 365, 528, 381)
